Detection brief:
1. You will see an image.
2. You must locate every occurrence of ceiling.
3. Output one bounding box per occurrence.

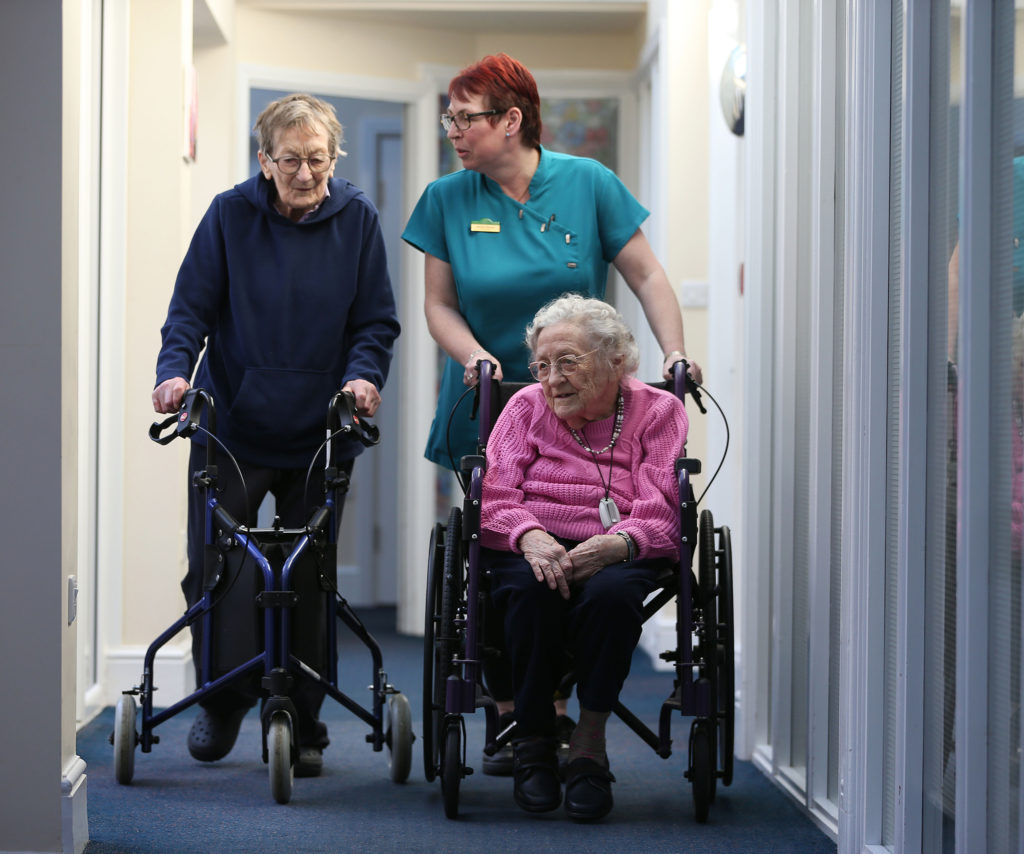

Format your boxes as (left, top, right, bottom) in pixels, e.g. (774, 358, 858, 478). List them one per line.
(233, 0, 647, 35)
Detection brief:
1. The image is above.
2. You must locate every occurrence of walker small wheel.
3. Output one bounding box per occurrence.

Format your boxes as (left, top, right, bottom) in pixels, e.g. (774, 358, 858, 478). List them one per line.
(268, 712, 293, 805)
(387, 693, 413, 783)
(113, 694, 138, 785)
(440, 717, 463, 819)
(689, 719, 714, 823)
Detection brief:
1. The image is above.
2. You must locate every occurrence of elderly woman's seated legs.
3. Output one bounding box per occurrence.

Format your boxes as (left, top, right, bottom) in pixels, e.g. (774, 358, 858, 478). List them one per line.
(488, 544, 664, 817)
(488, 548, 567, 811)
(568, 560, 662, 728)
(562, 560, 661, 820)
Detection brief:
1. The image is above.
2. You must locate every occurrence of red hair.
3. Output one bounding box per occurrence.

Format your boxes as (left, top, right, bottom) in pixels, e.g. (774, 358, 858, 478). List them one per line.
(448, 53, 542, 150)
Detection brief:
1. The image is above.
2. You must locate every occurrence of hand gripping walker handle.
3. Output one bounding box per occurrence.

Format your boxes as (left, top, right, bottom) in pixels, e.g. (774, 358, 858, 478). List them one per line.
(148, 389, 214, 445)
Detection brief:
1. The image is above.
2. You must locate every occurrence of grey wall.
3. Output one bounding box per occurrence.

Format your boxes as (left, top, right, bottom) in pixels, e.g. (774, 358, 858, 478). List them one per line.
(0, 1, 66, 851)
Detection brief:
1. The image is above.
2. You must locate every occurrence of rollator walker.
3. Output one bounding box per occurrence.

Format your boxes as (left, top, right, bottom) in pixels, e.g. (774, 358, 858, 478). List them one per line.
(112, 389, 413, 804)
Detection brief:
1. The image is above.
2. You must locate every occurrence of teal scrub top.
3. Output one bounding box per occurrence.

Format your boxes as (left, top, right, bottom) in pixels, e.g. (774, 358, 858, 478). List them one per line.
(403, 147, 650, 468)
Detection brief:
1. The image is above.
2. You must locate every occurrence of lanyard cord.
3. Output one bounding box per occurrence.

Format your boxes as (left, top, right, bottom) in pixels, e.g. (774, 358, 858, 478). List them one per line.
(567, 392, 623, 502)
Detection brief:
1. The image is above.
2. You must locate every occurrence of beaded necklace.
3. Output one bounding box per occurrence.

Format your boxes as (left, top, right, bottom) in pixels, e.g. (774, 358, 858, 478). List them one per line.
(566, 392, 624, 529)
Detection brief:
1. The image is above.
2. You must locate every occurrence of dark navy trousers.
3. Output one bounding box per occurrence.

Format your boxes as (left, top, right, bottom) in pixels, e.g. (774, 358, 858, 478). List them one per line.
(485, 538, 665, 738)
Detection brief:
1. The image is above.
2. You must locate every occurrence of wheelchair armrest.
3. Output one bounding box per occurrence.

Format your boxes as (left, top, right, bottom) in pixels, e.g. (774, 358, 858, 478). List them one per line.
(676, 457, 702, 475)
(460, 454, 485, 474)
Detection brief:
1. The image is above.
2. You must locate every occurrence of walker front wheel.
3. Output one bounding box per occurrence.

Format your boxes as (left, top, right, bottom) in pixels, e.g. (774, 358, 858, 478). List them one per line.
(387, 693, 413, 783)
(112, 694, 138, 785)
(268, 712, 293, 805)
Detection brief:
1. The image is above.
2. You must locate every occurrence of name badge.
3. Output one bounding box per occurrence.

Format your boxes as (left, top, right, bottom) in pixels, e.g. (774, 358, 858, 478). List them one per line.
(470, 218, 500, 233)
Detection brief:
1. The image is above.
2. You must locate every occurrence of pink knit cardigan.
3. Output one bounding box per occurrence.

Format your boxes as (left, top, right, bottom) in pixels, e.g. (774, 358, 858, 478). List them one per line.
(480, 376, 689, 560)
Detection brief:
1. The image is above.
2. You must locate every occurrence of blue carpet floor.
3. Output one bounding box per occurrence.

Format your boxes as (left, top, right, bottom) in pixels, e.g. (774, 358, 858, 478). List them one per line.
(79, 609, 836, 853)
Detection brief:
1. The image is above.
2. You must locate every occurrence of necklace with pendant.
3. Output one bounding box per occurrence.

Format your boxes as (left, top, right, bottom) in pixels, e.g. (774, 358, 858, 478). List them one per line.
(567, 392, 624, 529)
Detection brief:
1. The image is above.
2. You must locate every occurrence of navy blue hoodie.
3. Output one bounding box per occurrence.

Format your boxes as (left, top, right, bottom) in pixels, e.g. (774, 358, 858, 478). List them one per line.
(156, 173, 400, 468)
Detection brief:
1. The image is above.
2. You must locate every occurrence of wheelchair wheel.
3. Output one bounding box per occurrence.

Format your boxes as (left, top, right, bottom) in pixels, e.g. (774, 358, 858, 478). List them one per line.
(698, 509, 720, 705)
(441, 717, 463, 820)
(267, 711, 293, 805)
(423, 508, 464, 783)
(112, 694, 137, 785)
(422, 521, 445, 782)
(688, 719, 714, 823)
(439, 508, 464, 687)
(387, 693, 413, 783)
(717, 525, 736, 787)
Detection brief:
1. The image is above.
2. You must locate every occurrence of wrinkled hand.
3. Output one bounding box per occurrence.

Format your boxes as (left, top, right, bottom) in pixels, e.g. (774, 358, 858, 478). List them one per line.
(463, 350, 503, 386)
(152, 377, 190, 414)
(519, 529, 574, 599)
(342, 379, 382, 417)
(662, 351, 703, 386)
(567, 534, 627, 585)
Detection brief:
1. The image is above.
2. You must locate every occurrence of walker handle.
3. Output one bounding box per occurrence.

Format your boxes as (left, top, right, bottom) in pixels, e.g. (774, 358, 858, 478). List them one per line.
(328, 389, 380, 448)
(148, 389, 215, 445)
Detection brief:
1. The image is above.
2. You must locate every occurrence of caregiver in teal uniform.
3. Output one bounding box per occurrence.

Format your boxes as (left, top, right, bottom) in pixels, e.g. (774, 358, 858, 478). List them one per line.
(402, 52, 702, 469)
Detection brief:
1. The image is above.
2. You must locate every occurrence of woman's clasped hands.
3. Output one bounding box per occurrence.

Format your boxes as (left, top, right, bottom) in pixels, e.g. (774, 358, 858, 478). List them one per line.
(518, 529, 627, 599)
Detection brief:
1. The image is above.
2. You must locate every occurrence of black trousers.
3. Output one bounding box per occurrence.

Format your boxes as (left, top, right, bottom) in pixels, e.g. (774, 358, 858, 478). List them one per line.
(484, 538, 665, 738)
(183, 441, 352, 748)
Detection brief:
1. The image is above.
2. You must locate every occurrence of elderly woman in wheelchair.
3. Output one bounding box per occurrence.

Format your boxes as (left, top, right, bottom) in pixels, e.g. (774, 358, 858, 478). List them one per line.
(479, 294, 688, 821)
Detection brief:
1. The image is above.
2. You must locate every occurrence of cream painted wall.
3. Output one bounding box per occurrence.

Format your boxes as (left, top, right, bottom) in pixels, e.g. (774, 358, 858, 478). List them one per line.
(193, 41, 239, 226)
(659, 2, 711, 490)
(664, 4, 710, 280)
(235, 8, 643, 77)
(121, 0, 196, 646)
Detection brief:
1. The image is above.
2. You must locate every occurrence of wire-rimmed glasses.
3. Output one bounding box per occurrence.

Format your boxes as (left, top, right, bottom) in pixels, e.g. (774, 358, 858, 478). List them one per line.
(264, 153, 335, 174)
(527, 350, 598, 381)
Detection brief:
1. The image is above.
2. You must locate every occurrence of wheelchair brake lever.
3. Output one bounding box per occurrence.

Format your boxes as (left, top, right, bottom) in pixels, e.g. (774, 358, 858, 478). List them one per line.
(687, 381, 707, 415)
(672, 361, 707, 414)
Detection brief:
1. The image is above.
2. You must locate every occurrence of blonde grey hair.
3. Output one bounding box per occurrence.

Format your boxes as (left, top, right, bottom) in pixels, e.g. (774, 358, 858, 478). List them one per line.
(525, 294, 640, 375)
(253, 93, 345, 157)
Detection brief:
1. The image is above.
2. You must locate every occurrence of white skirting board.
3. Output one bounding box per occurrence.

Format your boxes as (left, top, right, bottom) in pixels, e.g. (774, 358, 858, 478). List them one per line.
(61, 755, 88, 854)
(105, 644, 193, 708)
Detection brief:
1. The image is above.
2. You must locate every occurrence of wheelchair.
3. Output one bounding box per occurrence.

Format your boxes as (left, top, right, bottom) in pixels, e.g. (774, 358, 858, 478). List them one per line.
(421, 360, 734, 822)
(112, 389, 414, 804)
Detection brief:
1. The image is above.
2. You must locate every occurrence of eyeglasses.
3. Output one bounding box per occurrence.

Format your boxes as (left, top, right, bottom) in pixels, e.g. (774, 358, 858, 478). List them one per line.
(264, 153, 334, 175)
(440, 109, 502, 132)
(527, 350, 598, 381)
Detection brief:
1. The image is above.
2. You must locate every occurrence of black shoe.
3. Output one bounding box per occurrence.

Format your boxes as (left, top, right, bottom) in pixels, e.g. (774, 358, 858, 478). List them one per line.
(512, 737, 562, 813)
(564, 757, 615, 821)
(294, 746, 323, 778)
(187, 706, 249, 762)
(482, 711, 516, 776)
(554, 714, 576, 779)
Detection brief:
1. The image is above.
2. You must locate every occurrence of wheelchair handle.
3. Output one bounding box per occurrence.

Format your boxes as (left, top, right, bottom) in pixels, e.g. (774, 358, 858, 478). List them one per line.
(327, 389, 381, 449)
(671, 360, 706, 414)
(149, 388, 215, 445)
(474, 359, 498, 448)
